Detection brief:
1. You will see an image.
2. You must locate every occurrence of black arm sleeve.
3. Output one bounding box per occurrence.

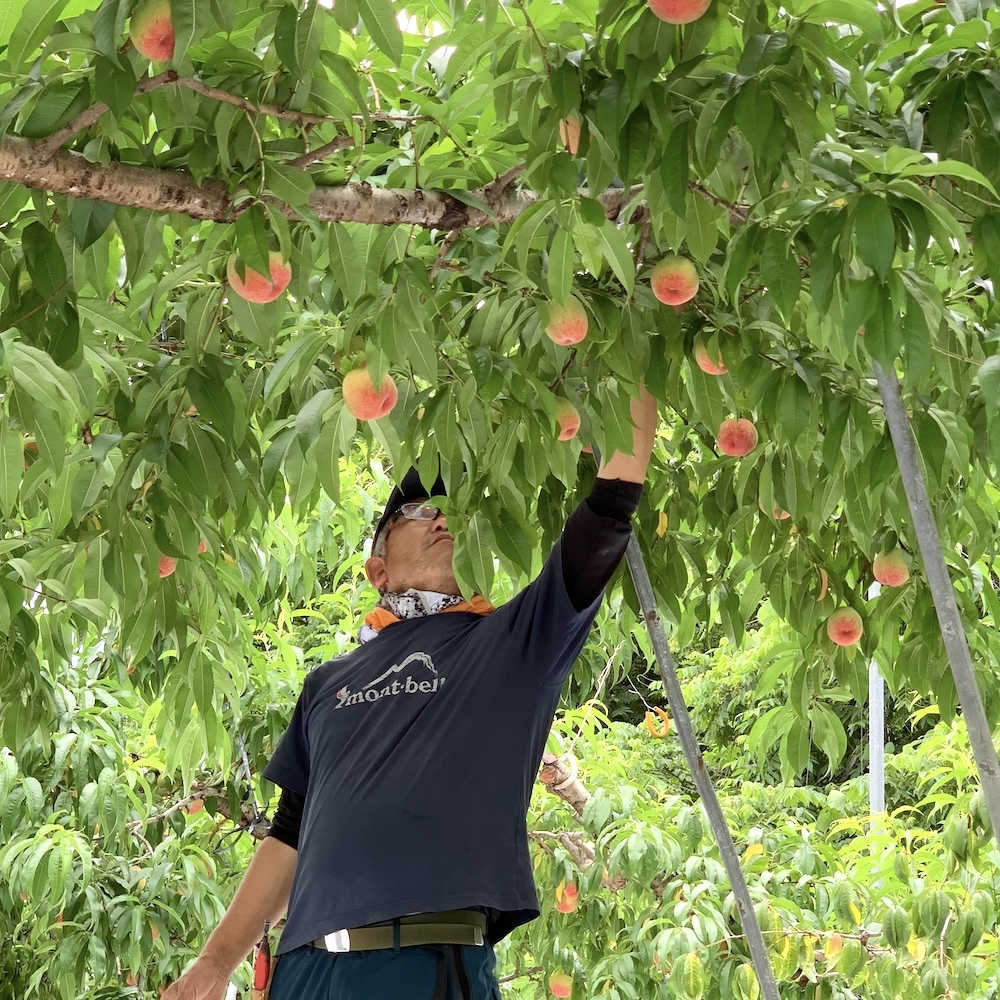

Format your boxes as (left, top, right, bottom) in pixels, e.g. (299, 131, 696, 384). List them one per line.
(266, 787, 305, 850)
(561, 477, 644, 612)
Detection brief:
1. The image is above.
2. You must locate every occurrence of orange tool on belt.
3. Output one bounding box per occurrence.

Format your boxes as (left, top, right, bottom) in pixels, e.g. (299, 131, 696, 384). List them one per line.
(250, 920, 271, 1000)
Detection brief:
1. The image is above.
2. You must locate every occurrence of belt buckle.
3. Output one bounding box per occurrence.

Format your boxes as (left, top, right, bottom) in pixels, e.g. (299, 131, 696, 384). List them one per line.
(323, 929, 351, 952)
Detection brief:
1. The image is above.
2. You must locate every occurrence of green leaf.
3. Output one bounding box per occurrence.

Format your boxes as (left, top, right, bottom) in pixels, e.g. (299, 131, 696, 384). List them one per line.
(273, 2, 299, 71)
(660, 120, 690, 217)
(460, 510, 494, 598)
(0, 420, 22, 517)
(93, 54, 136, 118)
(18, 82, 91, 138)
(234, 204, 272, 278)
(926, 79, 967, 159)
(736, 32, 789, 76)
(295, 0, 321, 71)
(328, 223, 365, 303)
(547, 226, 574, 304)
(266, 163, 316, 210)
(799, 0, 883, 40)
(897, 158, 997, 196)
(811, 701, 848, 775)
(853, 194, 894, 280)
(7, 0, 69, 69)
(595, 220, 635, 296)
(170, 0, 206, 67)
(93, 0, 129, 64)
(354, 0, 402, 64)
(294, 388, 335, 443)
(70, 199, 116, 250)
(22, 221, 68, 298)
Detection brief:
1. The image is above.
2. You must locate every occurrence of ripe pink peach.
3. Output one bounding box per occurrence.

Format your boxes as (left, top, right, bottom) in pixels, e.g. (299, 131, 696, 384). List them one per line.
(226, 252, 292, 304)
(650, 256, 699, 305)
(693, 341, 727, 375)
(554, 879, 580, 913)
(554, 399, 580, 441)
(827, 607, 863, 646)
(559, 114, 581, 156)
(545, 298, 588, 346)
(130, 0, 174, 61)
(159, 554, 178, 579)
(873, 548, 910, 587)
(342, 366, 398, 421)
(646, 0, 711, 22)
(717, 418, 757, 457)
(548, 971, 573, 998)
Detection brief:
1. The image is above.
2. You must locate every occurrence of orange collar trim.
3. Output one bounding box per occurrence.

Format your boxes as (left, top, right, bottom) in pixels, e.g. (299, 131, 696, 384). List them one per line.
(363, 595, 496, 633)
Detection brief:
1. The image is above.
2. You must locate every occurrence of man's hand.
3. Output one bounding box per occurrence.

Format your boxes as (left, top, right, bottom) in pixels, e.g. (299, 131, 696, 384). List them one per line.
(595, 382, 658, 484)
(158, 954, 231, 1000)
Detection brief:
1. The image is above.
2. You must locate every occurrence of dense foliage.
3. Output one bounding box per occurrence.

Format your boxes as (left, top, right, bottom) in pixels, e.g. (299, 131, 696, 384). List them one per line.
(1, 0, 1000, 994)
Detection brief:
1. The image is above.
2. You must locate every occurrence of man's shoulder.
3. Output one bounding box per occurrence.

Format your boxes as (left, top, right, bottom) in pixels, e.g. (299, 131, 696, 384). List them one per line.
(307, 651, 359, 685)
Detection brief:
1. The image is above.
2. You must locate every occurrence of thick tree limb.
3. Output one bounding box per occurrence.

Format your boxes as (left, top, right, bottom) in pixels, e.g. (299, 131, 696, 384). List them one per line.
(0, 135, 646, 228)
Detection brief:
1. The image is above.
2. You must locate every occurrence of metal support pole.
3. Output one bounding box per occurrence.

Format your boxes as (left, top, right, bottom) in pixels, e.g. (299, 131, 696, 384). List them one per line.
(873, 362, 1000, 842)
(869, 660, 885, 816)
(867, 583, 885, 818)
(590, 446, 780, 1000)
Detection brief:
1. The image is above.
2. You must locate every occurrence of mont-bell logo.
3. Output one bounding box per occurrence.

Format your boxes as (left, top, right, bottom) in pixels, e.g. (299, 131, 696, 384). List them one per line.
(334, 652, 448, 709)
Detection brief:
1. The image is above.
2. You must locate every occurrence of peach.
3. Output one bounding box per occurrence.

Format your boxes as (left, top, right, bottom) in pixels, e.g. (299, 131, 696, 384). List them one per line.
(650, 256, 699, 305)
(827, 607, 863, 646)
(646, 0, 711, 21)
(197, 538, 208, 554)
(545, 298, 588, 346)
(717, 418, 757, 457)
(555, 399, 580, 441)
(158, 554, 178, 579)
(693, 340, 727, 375)
(226, 252, 292, 304)
(554, 879, 580, 913)
(549, 971, 573, 998)
(873, 548, 909, 587)
(130, 0, 174, 61)
(559, 114, 581, 156)
(342, 366, 398, 421)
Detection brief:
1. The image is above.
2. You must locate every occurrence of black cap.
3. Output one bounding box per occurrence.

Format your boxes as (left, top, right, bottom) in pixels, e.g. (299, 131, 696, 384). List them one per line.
(372, 461, 448, 557)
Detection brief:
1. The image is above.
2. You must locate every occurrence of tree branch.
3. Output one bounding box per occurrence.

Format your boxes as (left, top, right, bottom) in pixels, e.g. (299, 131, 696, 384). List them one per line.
(0, 135, 647, 229)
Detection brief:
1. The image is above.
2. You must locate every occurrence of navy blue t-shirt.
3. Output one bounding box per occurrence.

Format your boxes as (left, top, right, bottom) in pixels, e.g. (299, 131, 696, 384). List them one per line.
(262, 531, 609, 956)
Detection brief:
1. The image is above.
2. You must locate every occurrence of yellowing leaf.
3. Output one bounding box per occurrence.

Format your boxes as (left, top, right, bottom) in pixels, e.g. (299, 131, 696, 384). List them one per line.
(656, 510, 668, 537)
(817, 566, 828, 602)
(743, 843, 764, 863)
(907, 933, 926, 961)
(849, 901, 862, 924)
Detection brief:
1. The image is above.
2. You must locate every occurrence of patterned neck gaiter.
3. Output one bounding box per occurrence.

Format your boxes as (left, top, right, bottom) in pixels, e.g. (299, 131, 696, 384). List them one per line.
(357, 588, 496, 644)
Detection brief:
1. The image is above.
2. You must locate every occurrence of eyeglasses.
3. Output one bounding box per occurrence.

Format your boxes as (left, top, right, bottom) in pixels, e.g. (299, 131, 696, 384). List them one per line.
(374, 502, 444, 557)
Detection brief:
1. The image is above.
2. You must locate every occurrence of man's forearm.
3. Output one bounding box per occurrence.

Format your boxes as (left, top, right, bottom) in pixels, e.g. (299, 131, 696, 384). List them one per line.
(199, 835, 299, 978)
(596, 382, 657, 484)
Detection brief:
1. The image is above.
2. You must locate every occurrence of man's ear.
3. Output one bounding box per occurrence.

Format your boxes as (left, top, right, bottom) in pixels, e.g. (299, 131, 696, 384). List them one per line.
(365, 555, 388, 592)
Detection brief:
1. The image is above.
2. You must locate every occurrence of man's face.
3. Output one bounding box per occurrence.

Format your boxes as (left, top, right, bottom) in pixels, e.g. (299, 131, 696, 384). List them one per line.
(364, 498, 459, 596)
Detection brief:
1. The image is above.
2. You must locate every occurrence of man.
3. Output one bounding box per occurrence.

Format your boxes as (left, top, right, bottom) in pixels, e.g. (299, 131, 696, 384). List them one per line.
(160, 384, 656, 1000)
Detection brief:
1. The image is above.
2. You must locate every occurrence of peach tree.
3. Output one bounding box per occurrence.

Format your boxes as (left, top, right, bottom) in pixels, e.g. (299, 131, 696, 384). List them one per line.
(0, 0, 1000, 995)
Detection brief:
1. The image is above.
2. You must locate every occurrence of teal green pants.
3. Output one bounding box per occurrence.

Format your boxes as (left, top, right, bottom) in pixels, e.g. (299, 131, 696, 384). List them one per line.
(269, 939, 502, 999)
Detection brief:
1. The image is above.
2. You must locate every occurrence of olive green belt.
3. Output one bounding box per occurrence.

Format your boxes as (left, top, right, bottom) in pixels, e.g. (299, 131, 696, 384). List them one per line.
(310, 909, 486, 953)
